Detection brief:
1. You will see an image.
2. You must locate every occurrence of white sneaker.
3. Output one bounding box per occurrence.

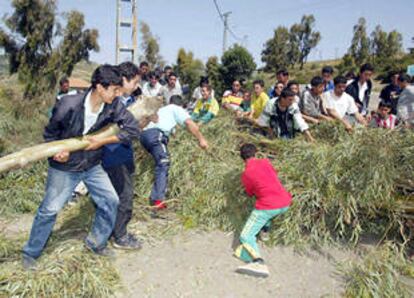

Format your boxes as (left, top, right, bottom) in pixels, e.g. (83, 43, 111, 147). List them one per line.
(236, 262, 269, 278)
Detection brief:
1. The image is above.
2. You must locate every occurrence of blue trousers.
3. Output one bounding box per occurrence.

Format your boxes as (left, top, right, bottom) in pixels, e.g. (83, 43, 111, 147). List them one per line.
(140, 128, 170, 202)
(235, 207, 289, 262)
(23, 165, 119, 259)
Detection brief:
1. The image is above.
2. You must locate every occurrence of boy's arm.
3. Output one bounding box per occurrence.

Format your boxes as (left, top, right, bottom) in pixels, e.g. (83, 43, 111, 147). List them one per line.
(303, 130, 315, 143)
(292, 110, 315, 143)
(355, 111, 367, 126)
(112, 100, 141, 144)
(327, 108, 353, 132)
(301, 113, 320, 124)
(44, 100, 71, 162)
(84, 135, 120, 151)
(241, 173, 254, 197)
(185, 119, 208, 149)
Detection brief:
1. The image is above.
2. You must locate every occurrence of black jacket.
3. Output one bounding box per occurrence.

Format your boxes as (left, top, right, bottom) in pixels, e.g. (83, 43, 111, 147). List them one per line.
(44, 90, 140, 172)
(345, 78, 372, 113)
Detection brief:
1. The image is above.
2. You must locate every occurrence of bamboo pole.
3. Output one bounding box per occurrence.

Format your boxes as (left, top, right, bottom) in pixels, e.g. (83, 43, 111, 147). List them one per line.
(0, 96, 163, 173)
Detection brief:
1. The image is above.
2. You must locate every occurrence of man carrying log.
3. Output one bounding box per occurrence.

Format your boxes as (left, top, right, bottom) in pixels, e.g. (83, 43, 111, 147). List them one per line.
(22, 65, 140, 270)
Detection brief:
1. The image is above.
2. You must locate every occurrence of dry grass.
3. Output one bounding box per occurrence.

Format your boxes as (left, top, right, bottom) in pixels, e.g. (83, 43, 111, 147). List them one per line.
(339, 243, 414, 298)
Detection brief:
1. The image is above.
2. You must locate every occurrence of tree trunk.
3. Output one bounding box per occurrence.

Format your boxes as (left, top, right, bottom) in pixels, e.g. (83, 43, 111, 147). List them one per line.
(0, 96, 162, 174)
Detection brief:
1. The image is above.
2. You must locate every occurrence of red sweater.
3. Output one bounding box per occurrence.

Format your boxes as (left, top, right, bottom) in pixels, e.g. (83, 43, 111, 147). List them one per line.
(241, 158, 292, 210)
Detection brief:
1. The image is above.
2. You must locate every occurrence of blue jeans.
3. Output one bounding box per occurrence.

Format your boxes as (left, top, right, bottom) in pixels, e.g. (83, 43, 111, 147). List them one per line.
(23, 165, 119, 259)
(140, 128, 170, 202)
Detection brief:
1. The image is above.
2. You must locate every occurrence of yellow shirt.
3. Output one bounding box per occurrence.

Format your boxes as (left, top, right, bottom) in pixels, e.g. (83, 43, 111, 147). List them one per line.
(251, 92, 269, 119)
(222, 95, 243, 106)
(193, 97, 220, 116)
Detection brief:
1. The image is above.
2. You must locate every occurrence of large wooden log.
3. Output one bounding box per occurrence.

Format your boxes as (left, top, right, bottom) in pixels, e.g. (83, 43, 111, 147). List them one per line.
(0, 96, 163, 173)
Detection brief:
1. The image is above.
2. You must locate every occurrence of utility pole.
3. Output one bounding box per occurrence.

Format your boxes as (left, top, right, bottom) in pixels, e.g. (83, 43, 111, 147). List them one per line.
(222, 11, 231, 54)
(242, 35, 248, 48)
(116, 0, 138, 64)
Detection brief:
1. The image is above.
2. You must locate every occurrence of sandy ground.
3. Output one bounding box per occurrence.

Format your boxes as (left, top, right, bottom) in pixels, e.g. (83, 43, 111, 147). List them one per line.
(1, 213, 354, 298)
(114, 229, 352, 298)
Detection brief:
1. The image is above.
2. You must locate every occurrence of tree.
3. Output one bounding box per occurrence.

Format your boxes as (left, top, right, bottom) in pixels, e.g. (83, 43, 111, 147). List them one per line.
(337, 53, 357, 75)
(287, 26, 301, 68)
(290, 15, 321, 69)
(140, 21, 164, 68)
(385, 30, 403, 58)
(206, 56, 223, 96)
(59, 11, 99, 76)
(261, 26, 290, 72)
(221, 44, 256, 89)
(370, 25, 388, 62)
(261, 15, 320, 71)
(175, 48, 204, 93)
(349, 17, 370, 66)
(0, 0, 99, 98)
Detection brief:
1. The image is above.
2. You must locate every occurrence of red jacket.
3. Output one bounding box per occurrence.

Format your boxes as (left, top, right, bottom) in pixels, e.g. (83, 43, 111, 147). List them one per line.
(241, 158, 292, 210)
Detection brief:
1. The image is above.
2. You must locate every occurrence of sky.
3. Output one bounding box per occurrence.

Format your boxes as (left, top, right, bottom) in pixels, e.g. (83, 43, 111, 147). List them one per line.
(0, 0, 413, 67)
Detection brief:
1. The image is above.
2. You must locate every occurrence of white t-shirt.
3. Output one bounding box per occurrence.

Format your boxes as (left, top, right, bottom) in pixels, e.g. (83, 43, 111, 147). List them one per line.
(160, 84, 183, 105)
(142, 82, 162, 97)
(192, 86, 215, 101)
(325, 90, 358, 119)
(145, 104, 191, 136)
(358, 81, 368, 105)
(83, 91, 104, 135)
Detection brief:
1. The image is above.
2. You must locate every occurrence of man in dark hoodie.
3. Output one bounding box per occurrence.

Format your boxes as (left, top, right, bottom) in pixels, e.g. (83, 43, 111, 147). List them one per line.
(102, 62, 142, 250)
(379, 71, 401, 115)
(22, 65, 140, 269)
(345, 63, 374, 116)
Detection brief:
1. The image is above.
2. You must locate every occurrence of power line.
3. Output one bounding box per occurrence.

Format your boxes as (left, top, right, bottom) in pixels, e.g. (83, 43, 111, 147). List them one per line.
(212, 0, 244, 42)
(213, 0, 225, 23)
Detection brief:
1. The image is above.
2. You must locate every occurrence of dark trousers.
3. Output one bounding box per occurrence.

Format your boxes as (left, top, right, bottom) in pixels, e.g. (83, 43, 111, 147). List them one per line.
(140, 128, 170, 202)
(105, 162, 135, 240)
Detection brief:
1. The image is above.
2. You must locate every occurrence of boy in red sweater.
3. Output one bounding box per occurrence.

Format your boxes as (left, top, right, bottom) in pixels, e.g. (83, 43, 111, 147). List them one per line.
(234, 143, 292, 278)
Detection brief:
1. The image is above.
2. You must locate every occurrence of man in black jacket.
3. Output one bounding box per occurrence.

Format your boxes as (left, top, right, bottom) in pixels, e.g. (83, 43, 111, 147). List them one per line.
(379, 71, 401, 115)
(22, 65, 140, 269)
(345, 63, 374, 115)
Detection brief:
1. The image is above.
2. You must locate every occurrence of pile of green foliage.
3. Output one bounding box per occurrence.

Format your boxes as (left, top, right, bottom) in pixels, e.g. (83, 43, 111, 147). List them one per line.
(1, 109, 413, 296)
(0, 238, 120, 297)
(0, 200, 120, 297)
(339, 243, 414, 298)
(130, 115, 413, 248)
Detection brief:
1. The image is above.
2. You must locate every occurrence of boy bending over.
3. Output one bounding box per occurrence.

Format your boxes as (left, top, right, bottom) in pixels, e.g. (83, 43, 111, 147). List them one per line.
(234, 144, 291, 278)
(140, 95, 209, 214)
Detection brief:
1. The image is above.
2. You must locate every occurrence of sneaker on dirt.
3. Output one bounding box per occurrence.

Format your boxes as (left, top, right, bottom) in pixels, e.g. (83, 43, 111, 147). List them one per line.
(85, 244, 116, 258)
(236, 262, 269, 278)
(22, 254, 37, 271)
(113, 234, 143, 250)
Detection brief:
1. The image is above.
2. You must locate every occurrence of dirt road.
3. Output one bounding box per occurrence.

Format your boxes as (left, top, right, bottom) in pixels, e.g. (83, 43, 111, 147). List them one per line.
(115, 230, 353, 298)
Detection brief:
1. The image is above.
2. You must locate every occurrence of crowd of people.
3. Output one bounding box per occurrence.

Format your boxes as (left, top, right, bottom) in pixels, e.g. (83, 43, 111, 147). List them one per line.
(135, 61, 414, 141)
(21, 60, 414, 278)
(220, 64, 413, 140)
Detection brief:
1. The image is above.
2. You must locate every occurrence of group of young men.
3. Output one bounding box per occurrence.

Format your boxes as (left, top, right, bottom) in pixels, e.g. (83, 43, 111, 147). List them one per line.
(21, 59, 414, 279)
(221, 64, 414, 140)
(22, 62, 210, 271)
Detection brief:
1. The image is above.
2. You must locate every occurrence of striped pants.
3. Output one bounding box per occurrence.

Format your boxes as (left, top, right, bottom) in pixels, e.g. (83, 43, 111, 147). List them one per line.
(234, 207, 288, 262)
